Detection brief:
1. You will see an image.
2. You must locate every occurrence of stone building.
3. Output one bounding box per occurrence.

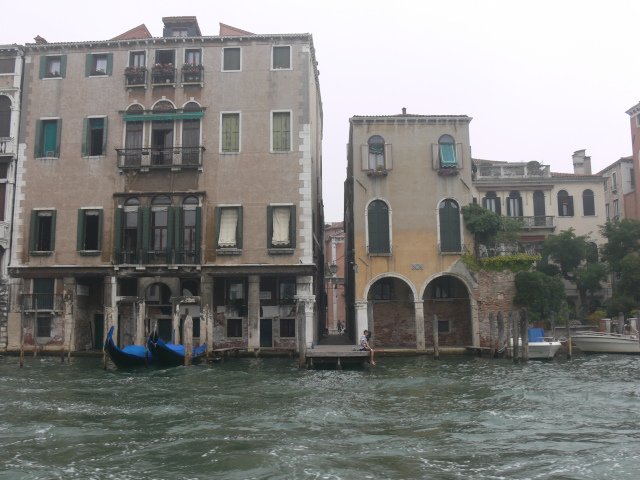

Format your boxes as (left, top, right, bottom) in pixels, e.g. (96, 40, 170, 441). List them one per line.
(6, 17, 324, 354)
(597, 156, 634, 221)
(324, 222, 345, 333)
(344, 110, 478, 349)
(0, 45, 23, 349)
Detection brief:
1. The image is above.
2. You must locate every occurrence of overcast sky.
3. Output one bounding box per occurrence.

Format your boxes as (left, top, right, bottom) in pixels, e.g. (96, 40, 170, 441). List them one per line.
(3, 0, 639, 222)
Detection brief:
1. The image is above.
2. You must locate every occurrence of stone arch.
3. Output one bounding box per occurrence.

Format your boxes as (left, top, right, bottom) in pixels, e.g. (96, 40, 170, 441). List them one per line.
(421, 271, 478, 347)
(364, 272, 417, 348)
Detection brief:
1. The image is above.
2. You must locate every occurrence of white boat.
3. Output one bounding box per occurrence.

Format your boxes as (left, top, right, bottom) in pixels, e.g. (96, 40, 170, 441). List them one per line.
(509, 328, 562, 359)
(571, 331, 640, 354)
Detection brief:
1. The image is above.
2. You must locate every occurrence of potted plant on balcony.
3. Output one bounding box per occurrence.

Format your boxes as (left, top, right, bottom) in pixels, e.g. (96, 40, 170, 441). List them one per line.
(181, 63, 204, 82)
(151, 63, 175, 83)
(45, 70, 60, 78)
(438, 165, 459, 176)
(124, 65, 146, 85)
(366, 164, 389, 177)
(92, 68, 107, 76)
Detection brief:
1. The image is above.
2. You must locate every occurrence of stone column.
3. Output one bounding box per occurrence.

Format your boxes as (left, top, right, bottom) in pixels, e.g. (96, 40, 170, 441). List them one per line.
(296, 275, 315, 348)
(414, 300, 426, 351)
(355, 301, 368, 346)
(63, 277, 76, 352)
(173, 301, 180, 344)
(201, 275, 214, 352)
(136, 299, 146, 345)
(104, 276, 117, 346)
(247, 275, 260, 349)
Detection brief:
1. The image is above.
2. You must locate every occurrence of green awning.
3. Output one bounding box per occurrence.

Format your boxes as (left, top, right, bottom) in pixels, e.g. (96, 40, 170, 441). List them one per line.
(124, 112, 204, 121)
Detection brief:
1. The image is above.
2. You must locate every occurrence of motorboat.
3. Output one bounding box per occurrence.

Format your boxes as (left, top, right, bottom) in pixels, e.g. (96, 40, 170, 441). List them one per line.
(571, 331, 640, 354)
(509, 328, 562, 359)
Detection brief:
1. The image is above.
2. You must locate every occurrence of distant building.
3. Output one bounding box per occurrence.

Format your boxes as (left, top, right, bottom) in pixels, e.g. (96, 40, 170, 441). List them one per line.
(6, 18, 324, 354)
(324, 222, 345, 333)
(597, 156, 634, 221)
(625, 101, 640, 220)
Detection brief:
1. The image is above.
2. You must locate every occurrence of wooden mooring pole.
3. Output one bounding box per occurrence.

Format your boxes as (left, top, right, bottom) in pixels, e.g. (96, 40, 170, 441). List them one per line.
(60, 316, 66, 363)
(521, 308, 529, 362)
(489, 312, 495, 358)
(183, 312, 193, 366)
(433, 314, 439, 360)
(497, 311, 504, 358)
(566, 312, 572, 360)
(505, 312, 512, 359)
(33, 300, 38, 359)
(618, 312, 625, 335)
(550, 311, 555, 338)
(512, 312, 519, 364)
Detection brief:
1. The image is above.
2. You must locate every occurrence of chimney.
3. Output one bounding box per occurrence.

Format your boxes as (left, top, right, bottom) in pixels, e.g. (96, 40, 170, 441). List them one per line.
(572, 149, 591, 175)
(34, 35, 48, 45)
(402, 107, 406, 115)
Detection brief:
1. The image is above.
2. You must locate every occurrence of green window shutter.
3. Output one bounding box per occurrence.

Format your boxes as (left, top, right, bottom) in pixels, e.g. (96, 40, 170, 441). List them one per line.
(115, 207, 123, 256)
(195, 206, 202, 263)
(187, 27, 197, 37)
(482, 197, 488, 209)
(34, 120, 43, 157)
(29, 210, 37, 252)
(155, 50, 160, 63)
(214, 206, 221, 248)
(267, 206, 273, 248)
(273, 112, 290, 151)
(174, 206, 182, 255)
(97, 209, 103, 251)
(77, 209, 85, 251)
(439, 201, 461, 253)
(60, 55, 67, 78)
(54, 119, 62, 157)
(50, 210, 57, 251)
(85, 54, 93, 77)
(440, 144, 457, 166)
(568, 197, 574, 216)
(81, 118, 89, 156)
(289, 206, 296, 248)
(141, 206, 150, 263)
(106, 53, 113, 75)
(39, 56, 47, 79)
(236, 207, 243, 250)
(136, 206, 142, 259)
(101, 117, 108, 156)
(166, 205, 174, 261)
(368, 201, 389, 254)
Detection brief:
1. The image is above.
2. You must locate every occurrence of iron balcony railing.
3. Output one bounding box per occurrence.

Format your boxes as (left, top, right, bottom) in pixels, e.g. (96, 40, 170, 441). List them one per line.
(512, 215, 556, 229)
(151, 70, 176, 85)
(21, 294, 64, 312)
(115, 248, 200, 266)
(181, 70, 204, 84)
(125, 70, 147, 86)
(115, 146, 204, 169)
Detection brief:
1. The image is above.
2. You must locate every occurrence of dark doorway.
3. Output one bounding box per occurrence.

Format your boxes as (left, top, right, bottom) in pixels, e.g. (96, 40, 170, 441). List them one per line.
(260, 319, 273, 347)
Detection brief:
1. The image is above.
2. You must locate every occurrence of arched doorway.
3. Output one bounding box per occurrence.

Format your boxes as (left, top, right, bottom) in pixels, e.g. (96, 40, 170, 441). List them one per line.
(423, 275, 472, 347)
(367, 275, 415, 348)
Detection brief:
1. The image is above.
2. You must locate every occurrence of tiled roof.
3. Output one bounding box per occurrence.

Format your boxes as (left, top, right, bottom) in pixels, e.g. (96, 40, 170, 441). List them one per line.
(550, 172, 603, 178)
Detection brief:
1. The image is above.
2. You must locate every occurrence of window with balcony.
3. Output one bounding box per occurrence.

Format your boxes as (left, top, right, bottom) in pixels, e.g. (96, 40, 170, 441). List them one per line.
(438, 135, 457, 168)
(582, 189, 595, 216)
(85, 53, 113, 76)
(482, 191, 501, 214)
(221, 113, 240, 153)
(77, 208, 102, 253)
(439, 199, 461, 253)
(367, 199, 390, 254)
(152, 50, 176, 84)
(124, 106, 143, 166)
(34, 119, 61, 158)
(557, 190, 574, 217)
(506, 191, 522, 217)
(223, 47, 241, 71)
(268, 205, 296, 252)
(148, 196, 172, 263)
(116, 198, 141, 264)
(361, 135, 392, 174)
(151, 102, 174, 165)
(182, 103, 202, 164)
(215, 206, 243, 251)
(82, 117, 107, 157)
(272, 46, 291, 69)
(125, 51, 147, 86)
(0, 95, 10, 137)
(39, 55, 66, 78)
(272, 111, 291, 152)
(182, 49, 203, 83)
(30, 209, 56, 253)
(179, 197, 201, 263)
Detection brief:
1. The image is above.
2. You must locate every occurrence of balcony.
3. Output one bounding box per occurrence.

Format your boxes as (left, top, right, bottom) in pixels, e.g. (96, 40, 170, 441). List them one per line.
(115, 146, 204, 170)
(21, 294, 64, 312)
(181, 66, 204, 85)
(151, 67, 176, 86)
(0, 137, 15, 156)
(476, 162, 551, 179)
(124, 69, 147, 87)
(512, 215, 556, 229)
(115, 248, 200, 266)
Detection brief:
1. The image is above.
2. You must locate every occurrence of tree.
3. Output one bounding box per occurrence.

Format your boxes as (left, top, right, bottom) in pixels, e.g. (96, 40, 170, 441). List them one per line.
(599, 218, 640, 273)
(618, 254, 640, 300)
(514, 271, 565, 323)
(461, 203, 523, 246)
(574, 262, 608, 309)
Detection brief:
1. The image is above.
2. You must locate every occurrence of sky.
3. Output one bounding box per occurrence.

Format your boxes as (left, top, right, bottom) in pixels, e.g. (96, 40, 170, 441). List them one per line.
(2, 0, 639, 222)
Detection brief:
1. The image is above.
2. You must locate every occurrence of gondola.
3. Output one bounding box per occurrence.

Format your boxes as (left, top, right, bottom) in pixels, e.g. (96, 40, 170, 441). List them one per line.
(147, 331, 207, 367)
(104, 326, 153, 368)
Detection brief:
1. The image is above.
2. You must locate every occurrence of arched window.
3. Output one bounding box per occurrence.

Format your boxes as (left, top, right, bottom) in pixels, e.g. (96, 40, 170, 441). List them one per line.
(533, 190, 546, 226)
(438, 134, 457, 167)
(124, 104, 143, 166)
(506, 191, 522, 217)
(367, 200, 390, 254)
(180, 196, 201, 263)
(149, 196, 172, 263)
(482, 191, 500, 214)
(368, 135, 385, 170)
(116, 198, 140, 264)
(0, 96, 11, 138)
(182, 102, 201, 164)
(152, 101, 175, 166)
(439, 199, 461, 253)
(557, 190, 574, 217)
(582, 189, 595, 216)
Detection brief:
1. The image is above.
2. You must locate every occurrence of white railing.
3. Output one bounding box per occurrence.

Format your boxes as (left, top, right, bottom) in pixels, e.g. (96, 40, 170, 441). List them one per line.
(476, 163, 551, 179)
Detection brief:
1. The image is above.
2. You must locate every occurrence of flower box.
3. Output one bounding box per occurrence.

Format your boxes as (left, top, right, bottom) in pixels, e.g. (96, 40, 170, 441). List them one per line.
(438, 167, 459, 176)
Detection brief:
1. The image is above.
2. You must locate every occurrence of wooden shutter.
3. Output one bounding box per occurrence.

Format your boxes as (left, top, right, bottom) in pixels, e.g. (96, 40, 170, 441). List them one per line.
(166, 205, 174, 261)
(106, 53, 113, 75)
(141, 206, 150, 263)
(533, 193, 545, 217)
(39, 56, 47, 79)
(101, 117, 108, 156)
(50, 210, 57, 251)
(385, 144, 393, 170)
(368, 201, 389, 254)
(432, 143, 439, 170)
(59, 55, 67, 78)
(0, 184, 5, 221)
(195, 206, 202, 262)
(115, 207, 123, 258)
(361, 145, 368, 170)
(96, 209, 103, 251)
(455, 143, 463, 168)
(81, 119, 89, 156)
(34, 120, 43, 157)
(29, 210, 37, 252)
(163, 28, 172, 37)
(289, 206, 296, 249)
(267, 206, 273, 248)
(174, 206, 182, 256)
(214, 206, 221, 248)
(77, 210, 85, 251)
(440, 201, 460, 253)
(54, 119, 62, 157)
(236, 207, 243, 250)
(85, 54, 93, 77)
(495, 199, 501, 216)
(568, 196, 574, 216)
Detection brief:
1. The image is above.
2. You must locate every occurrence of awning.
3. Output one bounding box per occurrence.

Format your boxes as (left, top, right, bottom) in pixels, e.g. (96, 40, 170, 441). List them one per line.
(124, 112, 204, 121)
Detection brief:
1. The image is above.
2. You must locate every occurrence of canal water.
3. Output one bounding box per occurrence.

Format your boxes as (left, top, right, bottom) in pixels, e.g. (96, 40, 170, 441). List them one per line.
(1, 354, 640, 479)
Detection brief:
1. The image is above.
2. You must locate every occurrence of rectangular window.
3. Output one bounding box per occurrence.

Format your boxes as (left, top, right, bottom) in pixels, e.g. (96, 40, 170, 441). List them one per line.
(223, 47, 241, 71)
(612, 172, 618, 190)
(272, 46, 291, 69)
(279, 278, 296, 304)
(268, 205, 296, 249)
(227, 279, 244, 302)
(130, 51, 146, 67)
(37, 315, 52, 337)
(272, 111, 291, 152)
(92, 54, 108, 75)
(606, 203, 610, 221)
(438, 320, 451, 334)
(30, 209, 56, 253)
(604, 178, 608, 192)
(221, 113, 240, 152)
(433, 277, 452, 298)
(227, 318, 243, 337)
(34, 119, 62, 158)
(185, 49, 201, 64)
(46, 56, 60, 77)
(216, 206, 242, 249)
(280, 318, 295, 338)
(613, 199, 619, 218)
(77, 209, 102, 252)
(172, 29, 188, 37)
(82, 117, 107, 156)
(373, 280, 392, 300)
(0, 58, 15, 74)
(39, 55, 66, 78)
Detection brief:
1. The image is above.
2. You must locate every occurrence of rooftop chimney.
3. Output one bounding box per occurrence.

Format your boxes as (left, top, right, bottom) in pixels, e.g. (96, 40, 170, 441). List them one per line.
(402, 107, 407, 115)
(572, 149, 592, 175)
(34, 35, 48, 45)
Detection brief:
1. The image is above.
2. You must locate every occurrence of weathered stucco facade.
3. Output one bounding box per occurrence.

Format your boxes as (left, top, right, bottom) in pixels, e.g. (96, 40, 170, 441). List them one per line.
(6, 18, 324, 355)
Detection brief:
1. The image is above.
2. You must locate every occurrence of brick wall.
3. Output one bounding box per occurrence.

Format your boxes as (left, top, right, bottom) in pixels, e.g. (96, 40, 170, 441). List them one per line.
(476, 270, 518, 347)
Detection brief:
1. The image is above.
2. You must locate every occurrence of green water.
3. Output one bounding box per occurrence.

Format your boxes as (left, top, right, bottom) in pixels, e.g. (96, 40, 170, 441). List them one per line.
(1, 354, 640, 479)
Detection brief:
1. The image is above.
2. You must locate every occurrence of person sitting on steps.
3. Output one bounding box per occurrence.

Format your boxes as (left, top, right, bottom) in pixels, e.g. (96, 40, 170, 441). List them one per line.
(359, 329, 376, 365)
